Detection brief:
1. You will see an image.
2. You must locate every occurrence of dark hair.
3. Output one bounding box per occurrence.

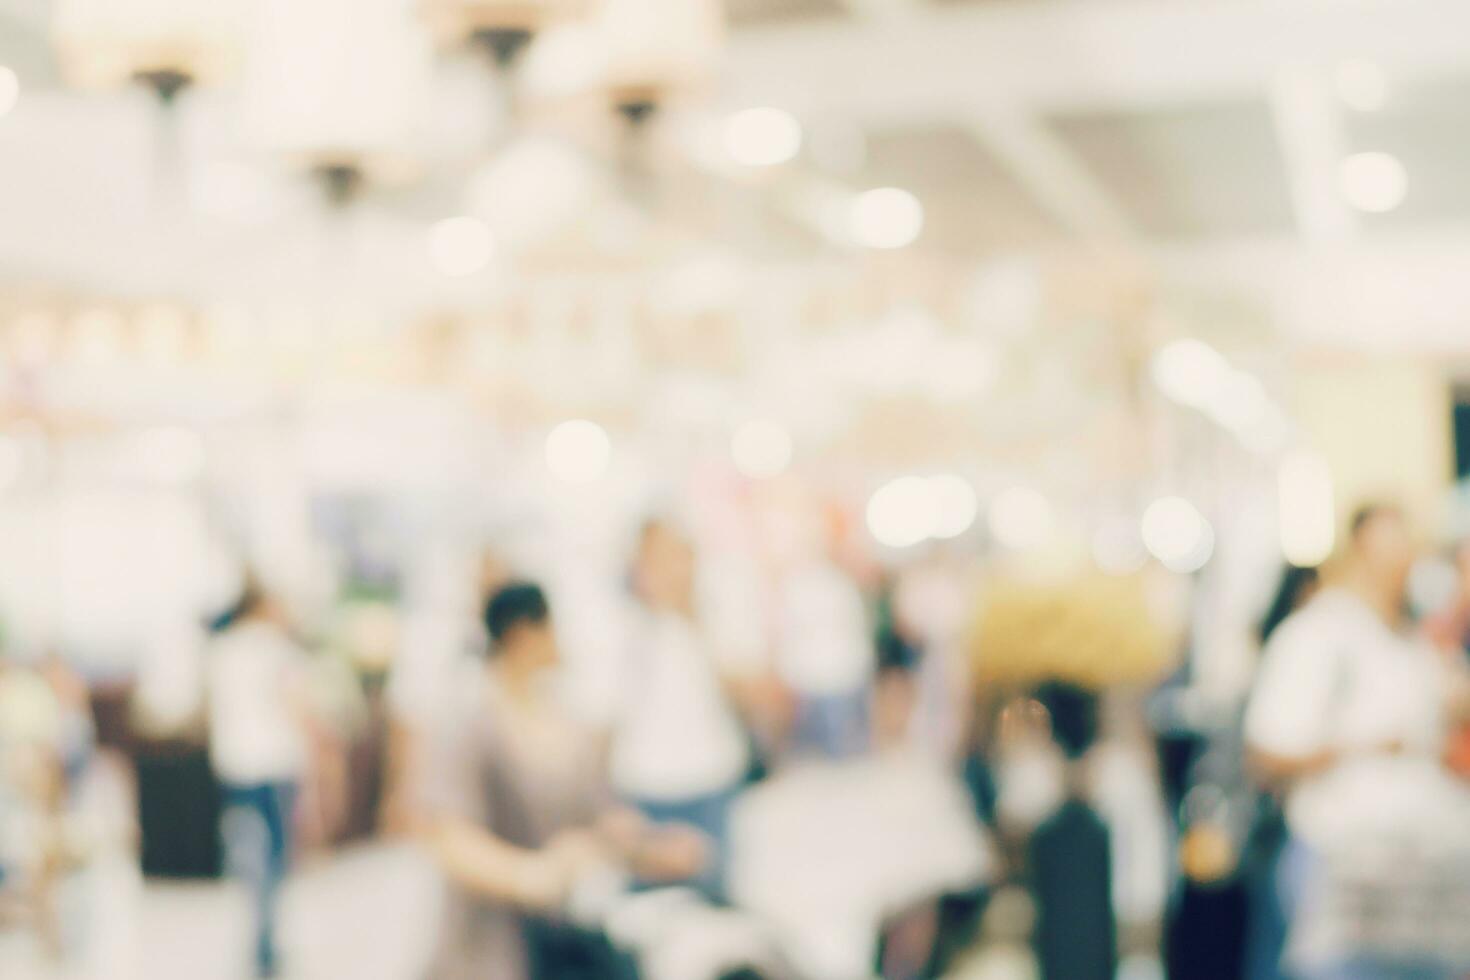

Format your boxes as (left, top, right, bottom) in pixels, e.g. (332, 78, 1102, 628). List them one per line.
(1349, 502, 1401, 541)
(209, 580, 266, 634)
(1035, 681, 1098, 760)
(715, 969, 774, 980)
(1259, 563, 1319, 644)
(483, 582, 549, 649)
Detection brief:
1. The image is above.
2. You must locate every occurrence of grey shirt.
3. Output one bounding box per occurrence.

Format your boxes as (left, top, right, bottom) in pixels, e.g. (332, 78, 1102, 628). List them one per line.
(424, 667, 606, 979)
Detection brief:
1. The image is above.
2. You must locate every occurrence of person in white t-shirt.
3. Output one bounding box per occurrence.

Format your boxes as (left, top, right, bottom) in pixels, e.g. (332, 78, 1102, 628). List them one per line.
(609, 519, 751, 898)
(207, 583, 313, 979)
(1245, 504, 1470, 979)
(775, 555, 874, 759)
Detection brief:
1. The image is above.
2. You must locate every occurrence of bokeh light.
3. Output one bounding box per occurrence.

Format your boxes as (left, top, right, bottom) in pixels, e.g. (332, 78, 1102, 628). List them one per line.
(723, 107, 802, 168)
(849, 187, 924, 249)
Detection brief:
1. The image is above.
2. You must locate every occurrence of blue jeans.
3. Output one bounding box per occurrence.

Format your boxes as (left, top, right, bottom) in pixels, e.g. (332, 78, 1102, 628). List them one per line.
(791, 689, 870, 759)
(1284, 837, 1461, 980)
(630, 785, 739, 902)
(1305, 958, 1459, 980)
(221, 781, 296, 977)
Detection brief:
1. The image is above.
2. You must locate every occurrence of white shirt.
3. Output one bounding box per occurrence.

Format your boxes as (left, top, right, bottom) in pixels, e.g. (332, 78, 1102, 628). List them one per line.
(610, 609, 749, 801)
(207, 621, 308, 785)
(775, 561, 875, 697)
(1245, 587, 1459, 847)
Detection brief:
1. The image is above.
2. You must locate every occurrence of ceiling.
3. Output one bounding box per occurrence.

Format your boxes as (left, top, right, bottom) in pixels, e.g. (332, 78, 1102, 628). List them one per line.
(1, 0, 1469, 352)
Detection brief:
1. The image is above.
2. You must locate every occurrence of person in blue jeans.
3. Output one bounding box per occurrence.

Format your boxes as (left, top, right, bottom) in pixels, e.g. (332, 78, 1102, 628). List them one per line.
(610, 520, 753, 901)
(207, 583, 312, 978)
(220, 782, 298, 977)
(1245, 506, 1470, 980)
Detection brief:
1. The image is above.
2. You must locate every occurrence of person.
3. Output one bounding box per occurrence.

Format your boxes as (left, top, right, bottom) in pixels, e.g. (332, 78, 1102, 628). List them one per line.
(1242, 563, 1320, 980)
(609, 519, 752, 899)
(423, 581, 698, 980)
(1245, 504, 1470, 979)
(384, 550, 509, 834)
(206, 582, 313, 979)
(0, 656, 67, 958)
(774, 550, 874, 759)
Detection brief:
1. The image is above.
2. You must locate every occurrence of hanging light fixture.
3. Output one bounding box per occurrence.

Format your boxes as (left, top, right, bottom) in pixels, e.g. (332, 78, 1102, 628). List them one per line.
(595, 0, 723, 125)
(422, 0, 586, 69)
(243, 0, 433, 205)
(52, 0, 247, 103)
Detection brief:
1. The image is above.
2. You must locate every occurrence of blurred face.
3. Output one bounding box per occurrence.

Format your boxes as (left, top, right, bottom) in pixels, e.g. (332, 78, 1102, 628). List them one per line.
(636, 524, 695, 611)
(1355, 509, 1415, 594)
(500, 620, 559, 676)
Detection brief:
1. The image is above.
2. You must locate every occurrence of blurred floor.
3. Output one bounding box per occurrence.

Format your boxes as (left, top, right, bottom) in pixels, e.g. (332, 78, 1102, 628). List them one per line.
(0, 843, 441, 980)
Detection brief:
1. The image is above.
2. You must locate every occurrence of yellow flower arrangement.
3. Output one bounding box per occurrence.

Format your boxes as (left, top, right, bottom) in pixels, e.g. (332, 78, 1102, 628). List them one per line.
(966, 566, 1186, 689)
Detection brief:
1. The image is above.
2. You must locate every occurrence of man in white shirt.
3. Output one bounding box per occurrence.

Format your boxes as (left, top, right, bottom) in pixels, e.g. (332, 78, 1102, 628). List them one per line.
(207, 585, 312, 979)
(1245, 504, 1470, 978)
(609, 520, 750, 898)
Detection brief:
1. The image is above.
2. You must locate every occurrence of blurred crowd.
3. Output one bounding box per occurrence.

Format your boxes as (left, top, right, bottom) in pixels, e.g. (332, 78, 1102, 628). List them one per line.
(2, 502, 1470, 980)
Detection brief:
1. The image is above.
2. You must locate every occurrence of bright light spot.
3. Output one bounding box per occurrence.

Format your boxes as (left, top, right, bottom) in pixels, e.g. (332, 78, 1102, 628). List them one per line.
(0, 66, 18, 119)
(867, 476, 936, 549)
(1278, 451, 1335, 567)
(928, 474, 978, 539)
(1334, 60, 1388, 113)
(731, 419, 792, 479)
(723, 107, 802, 168)
(131, 427, 206, 484)
(1142, 496, 1214, 573)
(545, 419, 610, 484)
(849, 187, 924, 250)
(428, 216, 495, 277)
(1339, 151, 1407, 214)
(1092, 518, 1149, 575)
(988, 486, 1054, 551)
(71, 307, 125, 363)
(1151, 338, 1230, 409)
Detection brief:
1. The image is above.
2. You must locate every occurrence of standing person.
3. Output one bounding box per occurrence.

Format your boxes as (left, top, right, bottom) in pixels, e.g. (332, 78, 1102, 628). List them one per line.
(1243, 563, 1320, 980)
(610, 519, 752, 900)
(424, 580, 609, 979)
(1245, 504, 1470, 980)
(774, 550, 874, 759)
(206, 583, 312, 979)
(423, 581, 696, 980)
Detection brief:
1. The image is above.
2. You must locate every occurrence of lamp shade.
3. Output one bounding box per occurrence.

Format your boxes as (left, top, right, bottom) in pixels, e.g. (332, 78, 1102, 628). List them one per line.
(52, 0, 247, 91)
(595, 0, 723, 109)
(421, 0, 586, 45)
(242, 0, 433, 184)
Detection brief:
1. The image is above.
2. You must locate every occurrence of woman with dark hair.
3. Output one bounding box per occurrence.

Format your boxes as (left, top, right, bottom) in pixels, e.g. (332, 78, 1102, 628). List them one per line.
(1259, 564, 1321, 647)
(1242, 563, 1319, 980)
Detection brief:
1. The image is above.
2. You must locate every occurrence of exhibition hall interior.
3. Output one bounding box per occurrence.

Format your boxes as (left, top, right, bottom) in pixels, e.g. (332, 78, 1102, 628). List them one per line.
(2, 1, 1470, 978)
